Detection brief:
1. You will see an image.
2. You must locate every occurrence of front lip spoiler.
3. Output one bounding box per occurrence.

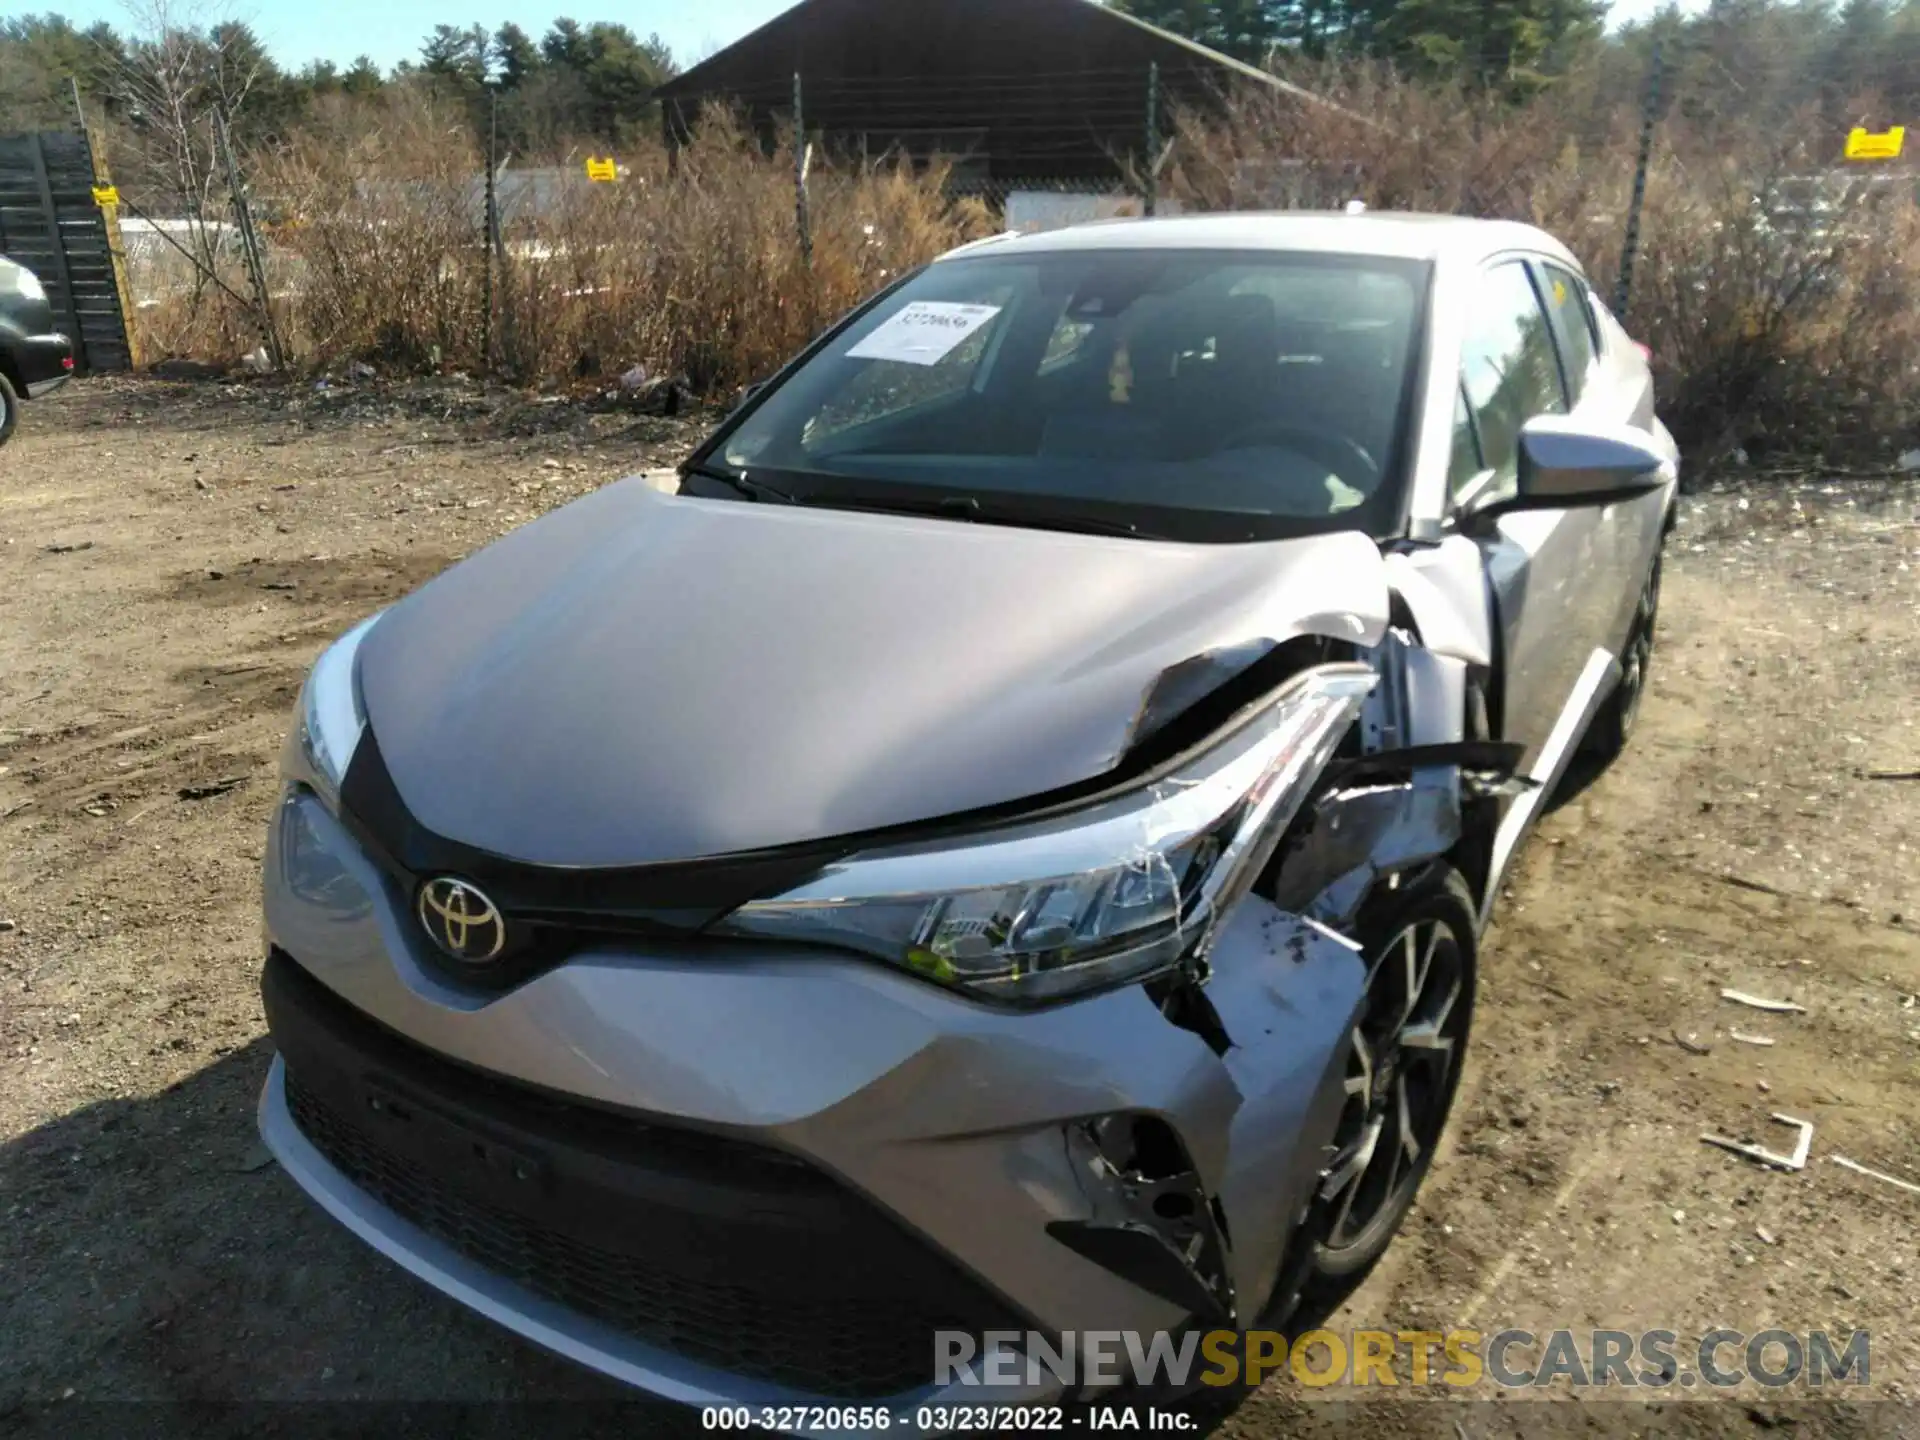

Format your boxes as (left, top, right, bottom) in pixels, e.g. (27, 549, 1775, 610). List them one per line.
(257, 1055, 1064, 1427)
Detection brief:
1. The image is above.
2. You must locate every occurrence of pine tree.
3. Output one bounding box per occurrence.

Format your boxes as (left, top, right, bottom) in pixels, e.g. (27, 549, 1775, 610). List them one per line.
(1114, 0, 1283, 63)
(420, 24, 491, 89)
(492, 23, 540, 91)
(1120, 0, 1607, 91)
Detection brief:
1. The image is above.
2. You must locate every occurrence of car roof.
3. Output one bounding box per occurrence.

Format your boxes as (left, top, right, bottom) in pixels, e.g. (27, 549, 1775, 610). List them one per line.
(940, 211, 1579, 270)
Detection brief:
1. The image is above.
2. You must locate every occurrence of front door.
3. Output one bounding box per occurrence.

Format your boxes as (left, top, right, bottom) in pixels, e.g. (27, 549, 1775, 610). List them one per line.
(1447, 259, 1619, 770)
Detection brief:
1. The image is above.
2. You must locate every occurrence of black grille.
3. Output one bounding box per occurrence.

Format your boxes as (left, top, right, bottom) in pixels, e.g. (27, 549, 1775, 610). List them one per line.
(266, 951, 1025, 1400)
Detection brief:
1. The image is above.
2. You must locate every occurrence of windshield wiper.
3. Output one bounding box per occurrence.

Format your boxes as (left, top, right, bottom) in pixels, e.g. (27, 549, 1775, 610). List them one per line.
(680, 462, 796, 504)
(821, 492, 1154, 539)
(686, 468, 1159, 538)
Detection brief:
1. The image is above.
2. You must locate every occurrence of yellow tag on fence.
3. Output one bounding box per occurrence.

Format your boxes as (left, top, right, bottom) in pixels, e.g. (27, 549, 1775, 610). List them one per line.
(1844, 126, 1905, 160)
(584, 156, 617, 183)
(91, 184, 119, 206)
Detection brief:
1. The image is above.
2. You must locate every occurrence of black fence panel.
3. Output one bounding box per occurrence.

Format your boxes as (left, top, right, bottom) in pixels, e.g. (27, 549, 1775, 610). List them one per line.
(0, 131, 134, 376)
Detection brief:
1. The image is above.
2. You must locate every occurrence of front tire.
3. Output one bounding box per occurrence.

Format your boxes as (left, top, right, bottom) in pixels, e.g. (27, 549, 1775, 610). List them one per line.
(0, 371, 18, 448)
(1301, 865, 1478, 1291)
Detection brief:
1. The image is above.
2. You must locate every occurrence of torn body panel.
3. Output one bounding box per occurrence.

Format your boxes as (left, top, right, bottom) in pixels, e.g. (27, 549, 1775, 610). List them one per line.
(1271, 624, 1482, 928)
(1114, 613, 1510, 1323)
(1203, 900, 1369, 1319)
(1359, 628, 1469, 752)
(1050, 1116, 1236, 1322)
(1269, 769, 1463, 930)
(265, 582, 1508, 1400)
(256, 215, 1685, 1414)
(262, 568, 1504, 1398)
(1059, 897, 1368, 1330)
(1382, 537, 1496, 668)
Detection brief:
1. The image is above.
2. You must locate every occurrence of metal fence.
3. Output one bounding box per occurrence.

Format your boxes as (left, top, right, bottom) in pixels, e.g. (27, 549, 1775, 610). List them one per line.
(0, 130, 135, 374)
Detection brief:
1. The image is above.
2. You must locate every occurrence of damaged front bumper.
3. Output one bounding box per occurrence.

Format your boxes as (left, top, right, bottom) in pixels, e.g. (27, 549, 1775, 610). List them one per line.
(260, 791, 1382, 1409)
(256, 598, 1525, 1417)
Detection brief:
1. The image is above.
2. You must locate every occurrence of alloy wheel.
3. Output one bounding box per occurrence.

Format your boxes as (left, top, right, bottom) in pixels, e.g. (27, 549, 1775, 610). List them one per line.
(1316, 916, 1467, 1252)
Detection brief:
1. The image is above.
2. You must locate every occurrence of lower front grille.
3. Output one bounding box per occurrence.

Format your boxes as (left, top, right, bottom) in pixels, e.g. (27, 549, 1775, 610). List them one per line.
(267, 951, 1023, 1400)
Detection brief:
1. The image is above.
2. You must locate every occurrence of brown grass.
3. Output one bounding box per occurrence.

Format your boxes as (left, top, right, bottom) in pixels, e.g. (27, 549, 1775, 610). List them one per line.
(1166, 65, 1920, 464)
(197, 92, 993, 394)
(133, 73, 1920, 467)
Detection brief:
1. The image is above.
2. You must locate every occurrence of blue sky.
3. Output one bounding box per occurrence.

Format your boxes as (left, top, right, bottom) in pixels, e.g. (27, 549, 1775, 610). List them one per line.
(37, 0, 795, 72)
(39, 0, 1690, 74)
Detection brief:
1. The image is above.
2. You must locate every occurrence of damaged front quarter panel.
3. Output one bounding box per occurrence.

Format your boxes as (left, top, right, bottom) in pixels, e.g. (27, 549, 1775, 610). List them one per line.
(844, 589, 1507, 1341)
(1071, 614, 1519, 1329)
(1268, 769, 1464, 930)
(1050, 899, 1369, 1330)
(1200, 898, 1371, 1322)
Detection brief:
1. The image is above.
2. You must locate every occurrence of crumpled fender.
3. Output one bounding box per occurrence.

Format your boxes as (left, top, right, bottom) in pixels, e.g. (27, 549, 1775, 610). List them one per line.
(1383, 536, 1495, 667)
(1062, 608, 1509, 1327)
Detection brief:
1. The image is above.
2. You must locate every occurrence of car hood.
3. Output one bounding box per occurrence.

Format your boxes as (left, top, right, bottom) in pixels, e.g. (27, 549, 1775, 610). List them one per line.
(356, 481, 1390, 867)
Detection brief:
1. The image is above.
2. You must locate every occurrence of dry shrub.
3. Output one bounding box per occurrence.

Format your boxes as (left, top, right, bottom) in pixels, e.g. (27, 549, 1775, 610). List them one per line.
(122, 219, 294, 366)
(249, 97, 991, 394)
(181, 69, 1920, 467)
(255, 89, 492, 371)
(1626, 118, 1920, 460)
(1168, 66, 1920, 466)
(131, 282, 258, 364)
(492, 116, 991, 391)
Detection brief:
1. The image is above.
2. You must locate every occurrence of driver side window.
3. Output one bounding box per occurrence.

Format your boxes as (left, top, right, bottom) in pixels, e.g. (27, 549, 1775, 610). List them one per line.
(1458, 261, 1568, 502)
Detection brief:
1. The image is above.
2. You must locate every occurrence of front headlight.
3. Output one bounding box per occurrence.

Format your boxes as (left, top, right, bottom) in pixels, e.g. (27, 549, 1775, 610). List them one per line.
(714, 665, 1376, 1003)
(285, 614, 381, 805)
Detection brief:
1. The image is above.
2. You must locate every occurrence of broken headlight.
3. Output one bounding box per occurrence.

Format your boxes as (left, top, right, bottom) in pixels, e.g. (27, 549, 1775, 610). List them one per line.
(282, 614, 381, 807)
(714, 665, 1376, 1002)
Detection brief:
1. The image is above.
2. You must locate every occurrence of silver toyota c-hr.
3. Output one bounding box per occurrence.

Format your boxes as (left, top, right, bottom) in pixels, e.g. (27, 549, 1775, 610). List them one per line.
(258, 213, 1676, 1416)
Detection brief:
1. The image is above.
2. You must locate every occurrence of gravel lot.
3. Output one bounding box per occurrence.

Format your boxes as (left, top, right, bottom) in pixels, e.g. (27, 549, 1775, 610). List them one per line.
(2, 377, 1915, 1437)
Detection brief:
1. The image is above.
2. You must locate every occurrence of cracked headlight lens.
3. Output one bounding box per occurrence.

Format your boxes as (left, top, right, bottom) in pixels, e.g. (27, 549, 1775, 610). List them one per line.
(714, 664, 1376, 1003)
(284, 614, 381, 807)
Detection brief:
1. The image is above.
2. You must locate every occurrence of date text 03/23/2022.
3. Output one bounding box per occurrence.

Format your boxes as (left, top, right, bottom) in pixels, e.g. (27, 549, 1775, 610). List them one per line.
(701, 1405, 1192, 1432)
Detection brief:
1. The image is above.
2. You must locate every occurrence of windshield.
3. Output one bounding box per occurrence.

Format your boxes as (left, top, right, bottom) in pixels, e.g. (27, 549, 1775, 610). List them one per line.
(704, 247, 1429, 542)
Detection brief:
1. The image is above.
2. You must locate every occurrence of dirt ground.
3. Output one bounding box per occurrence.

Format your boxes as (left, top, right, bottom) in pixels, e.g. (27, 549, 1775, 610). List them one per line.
(1, 377, 1915, 1437)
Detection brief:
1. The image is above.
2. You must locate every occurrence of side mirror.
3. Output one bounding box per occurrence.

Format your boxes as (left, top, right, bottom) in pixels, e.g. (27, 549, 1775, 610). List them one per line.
(1511, 415, 1669, 508)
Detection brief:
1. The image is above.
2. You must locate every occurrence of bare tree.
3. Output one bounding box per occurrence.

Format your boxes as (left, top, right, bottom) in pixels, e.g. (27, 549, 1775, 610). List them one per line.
(104, 0, 264, 323)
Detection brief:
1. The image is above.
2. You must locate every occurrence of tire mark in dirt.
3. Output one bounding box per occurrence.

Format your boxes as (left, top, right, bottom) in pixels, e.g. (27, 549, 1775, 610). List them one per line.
(1456, 1147, 1606, 1329)
(164, 552, 453, 610)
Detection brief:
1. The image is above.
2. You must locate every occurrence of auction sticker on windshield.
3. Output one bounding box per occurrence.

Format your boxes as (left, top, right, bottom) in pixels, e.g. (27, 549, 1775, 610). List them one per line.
(846, 302, 1002, 366)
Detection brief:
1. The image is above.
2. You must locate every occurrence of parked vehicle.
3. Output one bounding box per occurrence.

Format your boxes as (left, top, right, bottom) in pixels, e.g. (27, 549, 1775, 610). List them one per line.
(0, 255, 74, 446)
(258, 213, 1675, 1417)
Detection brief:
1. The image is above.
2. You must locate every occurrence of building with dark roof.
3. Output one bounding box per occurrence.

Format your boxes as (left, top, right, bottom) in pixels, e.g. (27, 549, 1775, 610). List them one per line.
(656, 0, 1319, 192)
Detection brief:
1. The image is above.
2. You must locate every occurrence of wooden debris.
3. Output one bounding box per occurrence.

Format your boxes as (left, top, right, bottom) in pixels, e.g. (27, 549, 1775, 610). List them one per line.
(1830, 1155, 1920, 1196)
(1721, 989, 1807, 1014)
(1702, 1114, 1814, 1173)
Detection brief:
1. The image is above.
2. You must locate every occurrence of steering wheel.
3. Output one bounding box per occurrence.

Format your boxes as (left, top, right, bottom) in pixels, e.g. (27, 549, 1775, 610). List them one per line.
(1214, 420, 1381, 487)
